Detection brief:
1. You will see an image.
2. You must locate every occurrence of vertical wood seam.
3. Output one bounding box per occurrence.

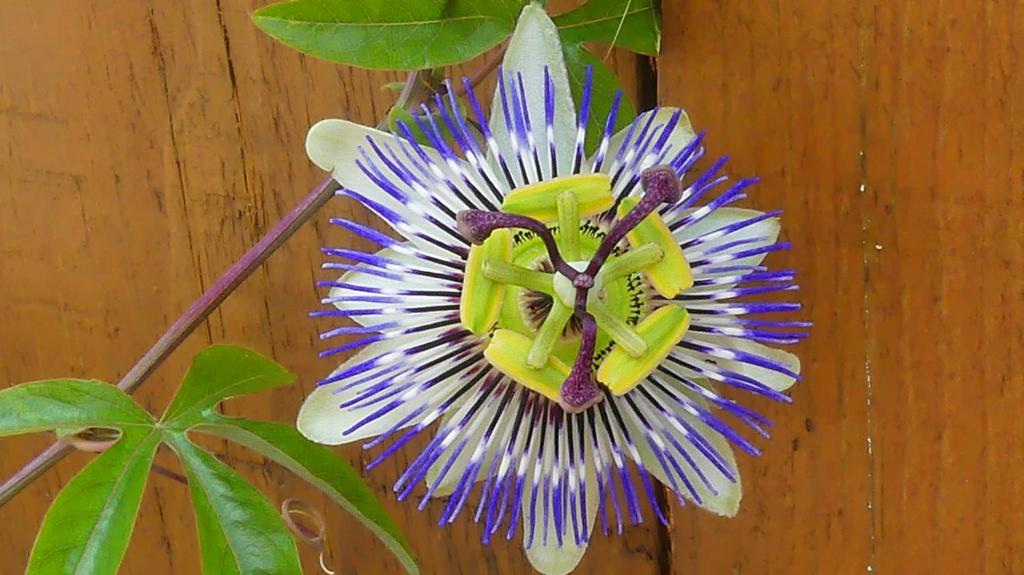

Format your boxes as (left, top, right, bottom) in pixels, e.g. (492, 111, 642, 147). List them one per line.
(644, 11, 676, 567)
(856, 0, 878, 570)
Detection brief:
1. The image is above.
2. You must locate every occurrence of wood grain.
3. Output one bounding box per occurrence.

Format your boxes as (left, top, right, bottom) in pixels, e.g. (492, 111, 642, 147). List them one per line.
(863, 1, 1024, 572)
(660, 0, 1024, 573)
(0, 1, 662, 574)
(659, 1, 871, 572)
(4, 0, 1022, 573)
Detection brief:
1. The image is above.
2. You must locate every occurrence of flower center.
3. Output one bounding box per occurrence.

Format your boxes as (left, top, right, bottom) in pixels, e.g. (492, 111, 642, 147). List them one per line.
(458, 166, 693, 413)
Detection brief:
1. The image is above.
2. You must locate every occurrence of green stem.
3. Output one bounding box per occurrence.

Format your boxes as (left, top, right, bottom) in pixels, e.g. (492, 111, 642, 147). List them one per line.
(589, 300, 647, 358)
(598, 243, 663, 282)
(526, 301, 574, 369)
(483, 260, 555, 295)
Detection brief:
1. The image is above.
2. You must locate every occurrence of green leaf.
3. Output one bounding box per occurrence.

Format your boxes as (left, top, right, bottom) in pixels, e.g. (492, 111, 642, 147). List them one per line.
(27, 429, 160, 575)
(194, 416, 419, 575)
(168, 433, 303, 575)
(554, 0, 660, 55)
(387, 99, 464, 147)
(561, 43, 636, 154)
(161, 345, 294, 428)
(253, 0, 527, 70)
(0, 379, 153, 437)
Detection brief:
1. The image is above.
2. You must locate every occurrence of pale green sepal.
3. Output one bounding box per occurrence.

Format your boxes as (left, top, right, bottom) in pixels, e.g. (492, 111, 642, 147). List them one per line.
(491, 3, 577, 176)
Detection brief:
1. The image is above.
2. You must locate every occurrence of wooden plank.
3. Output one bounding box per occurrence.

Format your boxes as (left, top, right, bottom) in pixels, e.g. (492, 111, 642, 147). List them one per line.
(658, 1, 872, 572)
(0, 1, 666, 573)
(0, 0, 214, 572)
(863, 1, 1024, 572)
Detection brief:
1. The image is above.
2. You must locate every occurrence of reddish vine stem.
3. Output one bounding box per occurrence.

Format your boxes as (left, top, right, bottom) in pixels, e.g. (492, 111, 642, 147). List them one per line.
(0, 174, 339, 508)
(0, 54, 503, 509)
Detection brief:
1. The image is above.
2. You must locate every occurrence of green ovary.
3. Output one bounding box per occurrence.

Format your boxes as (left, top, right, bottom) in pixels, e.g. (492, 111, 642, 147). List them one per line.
(494, 228, 643, 367)
(459, 176, 693, 401)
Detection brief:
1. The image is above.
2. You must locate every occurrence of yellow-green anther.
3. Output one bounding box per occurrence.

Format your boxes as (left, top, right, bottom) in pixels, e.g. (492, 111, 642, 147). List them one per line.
(597, 305, 691, 395)
(617, 197, 693, 298)
(557, 191, 581, 260)
(501, 174, 614, 223)
(526, 301, 574, 369)
(460, 229, 513, 335)
(598, 243, 664, 283)
(485, 329, 569, 402)
(588, 300, 647, 358)
(483, 260, 555, 295)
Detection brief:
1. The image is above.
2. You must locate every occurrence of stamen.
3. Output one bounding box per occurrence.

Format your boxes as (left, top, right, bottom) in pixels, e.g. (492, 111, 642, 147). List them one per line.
(500, 173, 613, 223)
(460, 229, 512, 335)
(597, 243, 664, 283)
(616, 196, 692, 298)
(482, 260, 555, 295)
(484, 330, 569, 402)
(559, 313, 603, 413)
(588, 300, 647, 358)
(526, 301, 574, 369)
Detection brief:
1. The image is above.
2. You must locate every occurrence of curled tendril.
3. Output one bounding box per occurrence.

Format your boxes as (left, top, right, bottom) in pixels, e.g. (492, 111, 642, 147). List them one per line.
(63, 427, 120, 453)
(280, 498, 335, 575)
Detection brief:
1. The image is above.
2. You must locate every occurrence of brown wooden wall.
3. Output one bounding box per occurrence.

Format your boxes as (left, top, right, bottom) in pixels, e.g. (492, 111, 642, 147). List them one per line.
(1, 1, 1022, 573)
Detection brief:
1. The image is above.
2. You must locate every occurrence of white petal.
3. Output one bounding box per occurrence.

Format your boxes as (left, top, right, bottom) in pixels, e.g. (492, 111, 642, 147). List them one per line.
(424, 391, 508, 497)
(678, 410, 741, 517)
(687, 333, 801, 392)
(523, 452, 598, 575)
(601, 107, 696, 183)
(490, 4, 576, 179)
(676, 207, 781, 268)
(325, 245, 457, 328)
(306, 118, 469, 258)
(639, 379, 742, 517)
(675, 207, 780, 245)
(297, 336, 458, 445)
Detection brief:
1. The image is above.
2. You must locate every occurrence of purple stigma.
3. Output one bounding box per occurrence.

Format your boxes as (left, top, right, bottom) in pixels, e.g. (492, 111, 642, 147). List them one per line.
(559, 312, 603, 413)
(640, 165, 683, 204)
(586, 165, 682, 275)
(456, 210, 576, 278)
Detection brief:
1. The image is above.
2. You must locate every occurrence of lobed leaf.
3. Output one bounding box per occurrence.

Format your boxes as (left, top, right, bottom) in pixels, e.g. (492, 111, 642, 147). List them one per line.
(193, 416, 420, 575)
(161, 345, 294, 428)
(253, 0, 527, 70)
(8, 345, 414, 574)
(168, 433, 303, 575)
(0, 379, 153, 437)
(554, 0, 660, 55)
(26, 429, 161, 575)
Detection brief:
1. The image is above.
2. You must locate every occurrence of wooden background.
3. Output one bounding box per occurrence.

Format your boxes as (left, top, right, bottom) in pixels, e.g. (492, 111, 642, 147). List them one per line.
(2, 0, 1022, 573)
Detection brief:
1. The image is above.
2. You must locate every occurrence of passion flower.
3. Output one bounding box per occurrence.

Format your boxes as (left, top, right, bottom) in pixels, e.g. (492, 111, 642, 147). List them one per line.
(299, 6, 807, 574)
